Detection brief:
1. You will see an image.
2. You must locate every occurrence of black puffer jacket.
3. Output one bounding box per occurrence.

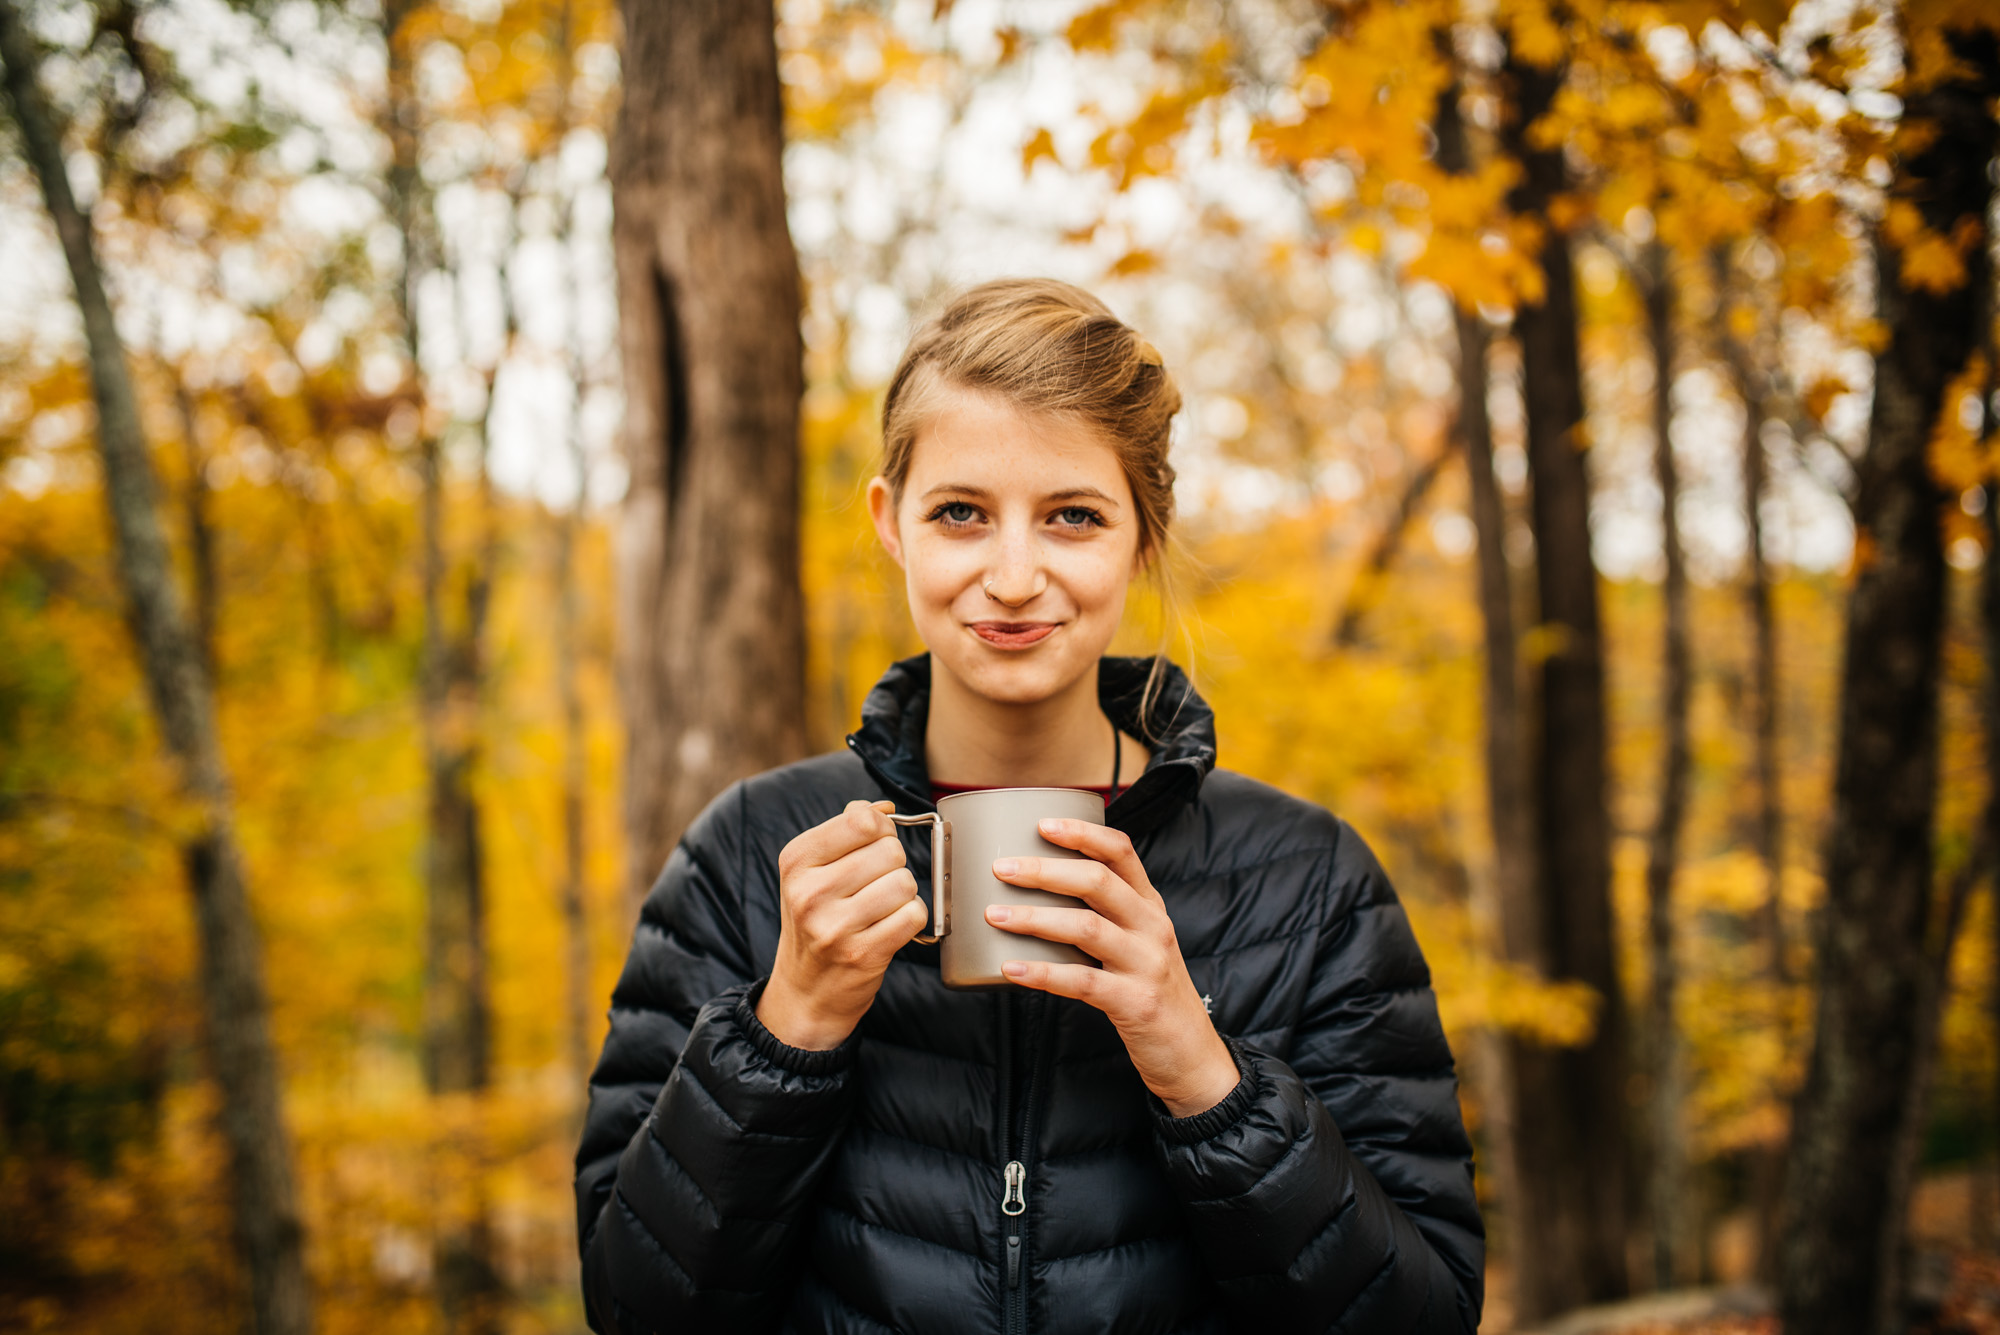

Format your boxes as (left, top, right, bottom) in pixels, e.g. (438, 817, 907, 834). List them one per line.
(576, 656, 1483, 1335)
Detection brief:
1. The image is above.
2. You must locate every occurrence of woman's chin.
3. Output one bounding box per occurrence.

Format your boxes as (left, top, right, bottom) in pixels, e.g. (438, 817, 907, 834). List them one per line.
(935, 636, 1098, 706)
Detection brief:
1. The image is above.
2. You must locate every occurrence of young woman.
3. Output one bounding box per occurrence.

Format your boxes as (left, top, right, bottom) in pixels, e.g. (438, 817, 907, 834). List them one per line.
(574, 280, 1483, 1334)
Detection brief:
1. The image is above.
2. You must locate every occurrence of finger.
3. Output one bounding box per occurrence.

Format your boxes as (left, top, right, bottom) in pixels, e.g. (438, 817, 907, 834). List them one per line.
(1000, 958, 1126, 1013)
(990, 855, 1144, 928)
(802, 863, 918, 939)
(794, 830, 908, 909)
(782, 799, 898, 875)
(799, 867, 922, 952)
(857, 892, 932, 954)
(844, 866, 927, 931)
(1034, 819, 1156, 899)
(984, 904, 1136, 970)
(813, 891, 930, 970)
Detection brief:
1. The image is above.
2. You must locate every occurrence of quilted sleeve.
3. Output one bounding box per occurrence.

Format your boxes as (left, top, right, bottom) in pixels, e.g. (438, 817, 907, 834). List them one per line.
(574, 787, 859, 1334)
(1152, 822, 1483, 1334)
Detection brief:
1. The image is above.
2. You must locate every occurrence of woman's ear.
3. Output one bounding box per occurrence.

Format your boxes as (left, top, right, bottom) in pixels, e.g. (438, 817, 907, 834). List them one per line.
(867, 476, 905, 569)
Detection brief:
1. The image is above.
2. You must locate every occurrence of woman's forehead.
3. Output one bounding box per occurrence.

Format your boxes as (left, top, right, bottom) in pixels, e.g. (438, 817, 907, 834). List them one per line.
(905, 386, 1130, 498)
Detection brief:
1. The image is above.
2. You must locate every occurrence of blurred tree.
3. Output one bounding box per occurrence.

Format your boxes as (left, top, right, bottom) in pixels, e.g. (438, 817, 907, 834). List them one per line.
(1434, 52, 1535, 1282)
(1497, 20, 1631, 1312)
(549, 0, 599, 1099)
(379, 0, 502, 1325)
(1639, 240, 1694, 1289)
(1986, 459, 2000, 1255)
(1711, 249, 1789, 996)
(1711, 248, 1794, 1276)
(0, 4, 314, 1334)
(612, 0, 808, 909)
(1776, 19, 2000, 1335)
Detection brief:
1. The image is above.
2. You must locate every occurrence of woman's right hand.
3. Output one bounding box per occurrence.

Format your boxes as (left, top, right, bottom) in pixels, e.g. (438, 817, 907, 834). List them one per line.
(756, 799, 931, 1050)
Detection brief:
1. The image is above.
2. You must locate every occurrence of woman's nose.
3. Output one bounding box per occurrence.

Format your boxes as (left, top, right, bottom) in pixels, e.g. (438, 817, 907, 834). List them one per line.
(982, 534, 1046, 606)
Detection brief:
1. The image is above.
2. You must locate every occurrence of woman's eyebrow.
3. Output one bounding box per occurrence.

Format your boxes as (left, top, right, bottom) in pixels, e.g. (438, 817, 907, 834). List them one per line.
(916, 483, 1120, 506)
(918, 483, 994, 501)
(1045, 487, 1119, 506)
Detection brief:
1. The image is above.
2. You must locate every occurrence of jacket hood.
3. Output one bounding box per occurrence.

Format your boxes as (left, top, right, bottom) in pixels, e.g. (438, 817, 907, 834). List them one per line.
(844, 653, 1218, 836)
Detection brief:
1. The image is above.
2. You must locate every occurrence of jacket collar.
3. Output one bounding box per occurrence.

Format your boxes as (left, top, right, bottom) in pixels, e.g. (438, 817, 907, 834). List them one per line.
(844, 654, 1217, 837)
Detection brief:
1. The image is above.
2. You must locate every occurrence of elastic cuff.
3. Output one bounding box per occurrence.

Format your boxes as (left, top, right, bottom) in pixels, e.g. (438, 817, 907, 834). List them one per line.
(1153, 1035, 1257, 1144)
(734, 977, 862, 1077)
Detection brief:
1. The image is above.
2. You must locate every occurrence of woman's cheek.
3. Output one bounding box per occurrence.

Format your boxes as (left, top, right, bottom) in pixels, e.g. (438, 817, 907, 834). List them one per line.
(1055, 545, 1131, 621)
(905, 540, 977, 622)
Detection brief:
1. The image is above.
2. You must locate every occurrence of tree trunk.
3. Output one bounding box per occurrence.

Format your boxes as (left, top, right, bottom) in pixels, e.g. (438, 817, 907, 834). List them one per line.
(1711, 247, 1789, 990)
(171, 375, 219, 681)
(0, 9, 314, 1335)
(417, 412, 502, 1334)
(556, 256, 593, 1100)
(1710, 244, 1791, 1282)
(612, 0, 808, 914)
(381, 5, 500, 1326)
(1641, 244, 1694, 1290)
(1435, 56, 1537, 1291)
(1500, 37, 1631, 1318)
(551, 0, 594, 1102)
(556, 481, 593, 1092)
(1776, 28, 2000, 1335)
(1741, 375, 1785, 989)
(1987, 477, 2000, 1253)
(1880, 167, 2000, 1312)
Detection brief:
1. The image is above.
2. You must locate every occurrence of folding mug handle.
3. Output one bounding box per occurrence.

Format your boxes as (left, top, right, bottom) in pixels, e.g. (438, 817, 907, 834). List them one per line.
(887, 812, 951, 944)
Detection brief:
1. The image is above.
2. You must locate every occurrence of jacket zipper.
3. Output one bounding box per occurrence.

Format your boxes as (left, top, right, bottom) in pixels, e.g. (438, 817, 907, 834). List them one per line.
(999, 993, 1028, 1333)
(1003, 993, 1056, 1335)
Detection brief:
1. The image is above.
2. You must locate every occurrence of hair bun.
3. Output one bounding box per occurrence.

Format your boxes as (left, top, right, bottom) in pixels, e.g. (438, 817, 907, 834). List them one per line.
(1131, 337, 1164, 368)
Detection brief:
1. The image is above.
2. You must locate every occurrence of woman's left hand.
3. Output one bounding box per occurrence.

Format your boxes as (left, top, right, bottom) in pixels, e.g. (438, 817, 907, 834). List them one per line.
(988, 819, 1240, 1118)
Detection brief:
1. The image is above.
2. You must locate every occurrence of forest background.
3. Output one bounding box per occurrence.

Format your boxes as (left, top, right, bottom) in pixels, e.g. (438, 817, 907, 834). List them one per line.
(3, 0, 1999, 1332)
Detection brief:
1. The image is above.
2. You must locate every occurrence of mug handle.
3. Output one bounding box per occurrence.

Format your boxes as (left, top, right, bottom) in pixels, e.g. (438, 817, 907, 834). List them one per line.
(887, 812, 951, 944)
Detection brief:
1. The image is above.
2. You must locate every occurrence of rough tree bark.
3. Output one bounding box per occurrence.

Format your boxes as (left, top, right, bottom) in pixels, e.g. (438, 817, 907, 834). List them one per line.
(1776, 27, 2000, 1335)
(1640, 244, 1693, 1290)
(1499, 35, 1631, 1318)
(381, 4, 500, 1327)
(0, 8, 314, 1335)
(1435, 54, 1535, 1288)
(612, 0, 809, 912)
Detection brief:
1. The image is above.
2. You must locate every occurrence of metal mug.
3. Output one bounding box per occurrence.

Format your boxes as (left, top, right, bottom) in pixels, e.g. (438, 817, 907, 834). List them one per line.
(889, 787, 1105, 990)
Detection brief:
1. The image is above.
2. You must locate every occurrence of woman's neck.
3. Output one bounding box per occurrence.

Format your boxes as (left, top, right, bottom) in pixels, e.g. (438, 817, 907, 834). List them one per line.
(925, 658, 1144, 788)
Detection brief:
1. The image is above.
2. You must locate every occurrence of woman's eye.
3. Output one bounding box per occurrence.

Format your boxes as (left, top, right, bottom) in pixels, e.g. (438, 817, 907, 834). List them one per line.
(1052, 506, 1106, 529)
(926, 501, 981, 527)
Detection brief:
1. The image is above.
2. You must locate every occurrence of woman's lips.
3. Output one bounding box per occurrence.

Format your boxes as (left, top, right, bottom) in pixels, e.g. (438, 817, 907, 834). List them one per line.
(969, 621, 1059, 648)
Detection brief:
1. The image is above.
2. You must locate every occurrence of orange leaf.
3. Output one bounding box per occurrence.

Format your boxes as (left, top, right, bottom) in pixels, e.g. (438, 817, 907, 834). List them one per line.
(1021, 127, 1060, 175)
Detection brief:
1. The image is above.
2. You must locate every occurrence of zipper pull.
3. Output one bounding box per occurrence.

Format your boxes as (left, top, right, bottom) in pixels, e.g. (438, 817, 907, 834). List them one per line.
(1002, 1160, 1026, 1217)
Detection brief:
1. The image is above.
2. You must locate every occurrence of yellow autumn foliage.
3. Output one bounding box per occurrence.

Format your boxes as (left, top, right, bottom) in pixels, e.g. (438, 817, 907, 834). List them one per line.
(8, 0, 2000, 1330)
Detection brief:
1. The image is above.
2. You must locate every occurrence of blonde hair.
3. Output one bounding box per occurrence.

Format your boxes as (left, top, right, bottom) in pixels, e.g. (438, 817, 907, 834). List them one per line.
(880, 278, 1187, 729)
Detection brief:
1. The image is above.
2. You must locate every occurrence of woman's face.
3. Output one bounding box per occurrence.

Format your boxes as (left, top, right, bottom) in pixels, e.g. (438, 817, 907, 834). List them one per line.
(868, 385, 1145, 706)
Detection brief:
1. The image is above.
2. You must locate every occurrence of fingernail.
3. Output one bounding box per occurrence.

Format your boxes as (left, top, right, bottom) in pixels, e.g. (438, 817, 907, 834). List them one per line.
(986, 905, 1012, 923)
(992, 858, 1019, 876)
(1002, 961, 1027, 978)
(1038, 818, 1063, 832)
